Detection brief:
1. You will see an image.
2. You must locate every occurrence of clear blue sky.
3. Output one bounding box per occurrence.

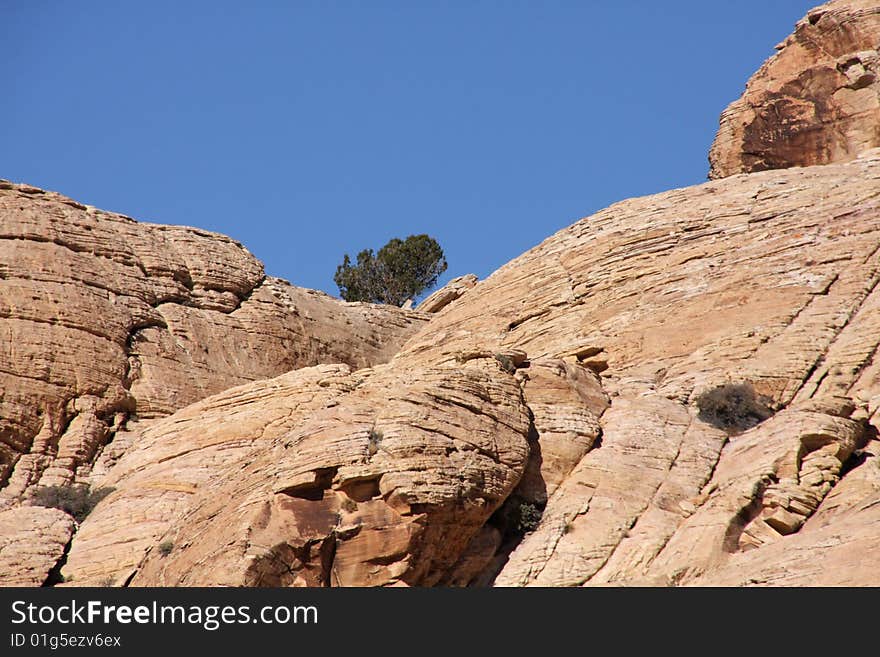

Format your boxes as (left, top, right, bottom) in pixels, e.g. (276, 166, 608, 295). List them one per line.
(3, 1, 815, 298)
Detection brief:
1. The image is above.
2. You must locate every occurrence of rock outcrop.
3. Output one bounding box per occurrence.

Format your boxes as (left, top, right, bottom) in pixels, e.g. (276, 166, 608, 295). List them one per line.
(0, 507, 75, 586)
(0, 181, 426, 497)
(709, 0, 880, 178)
(0, 182, 427, 584)
(7, 1, 880, 588)
(68, 149, 880, 587)
(400, 151, 880, 587)
(417, 274, 478, 313)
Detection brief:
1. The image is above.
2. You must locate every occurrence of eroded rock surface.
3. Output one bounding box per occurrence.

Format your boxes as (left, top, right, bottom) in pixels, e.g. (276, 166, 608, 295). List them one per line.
(8, 1, 880, 588)
(108, 359, 532, 587)
(709, 0, 880, 178)
(0, 506, 74, 586)
(417, 274, 478, 313)
(70, 151, 880, 588)
(0, 181, 426, 585)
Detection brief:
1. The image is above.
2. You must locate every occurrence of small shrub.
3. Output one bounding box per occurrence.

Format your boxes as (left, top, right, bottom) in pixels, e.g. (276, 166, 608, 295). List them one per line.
(158, 541, 174, 557)
(491, 495, 545, 538)
(696, 383, 774, 434)
(31, 484, 115, 523)
(99, 576, 115, 587)
(515, 501, 543, 533)
(368, 428, 383, 456)
(493, 353, 516, 374)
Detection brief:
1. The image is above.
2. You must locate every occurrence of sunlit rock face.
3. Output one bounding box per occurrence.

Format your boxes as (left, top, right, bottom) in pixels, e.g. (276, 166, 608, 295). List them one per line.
(709, 0, 880, 179)
(6, 1, 880, 589)
(0, 180, 426, 585)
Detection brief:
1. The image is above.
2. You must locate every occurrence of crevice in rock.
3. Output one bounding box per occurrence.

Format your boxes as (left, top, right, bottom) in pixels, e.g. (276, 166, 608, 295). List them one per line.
(840, 448, 870, 478)
(320, 534, 338, 587)
(840, 422, 879, 478)
(0, 312, 121, 345)
(279, 467, 339, 501)
(226, 274, 267, 315)
(41, 532, 73, 587)
(722, 474, 777, 553)
(729, 415, 871, 552)
(505, 306, 559, 332)
(337, 475, 381, 502)
(471, 407, 584, 586)
(475, 494, 546, 587)
(121, 569, 138, 588)
(798, 253, 880, 400)
(0, 234, 139, 271)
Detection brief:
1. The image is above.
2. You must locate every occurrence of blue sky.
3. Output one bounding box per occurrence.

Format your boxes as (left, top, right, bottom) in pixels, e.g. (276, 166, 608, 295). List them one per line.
(3, 1, 815, 298)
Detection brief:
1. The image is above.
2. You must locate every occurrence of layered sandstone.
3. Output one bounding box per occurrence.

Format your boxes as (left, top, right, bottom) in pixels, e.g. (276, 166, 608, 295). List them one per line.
(0, 507, 74, 586)
(0, 181, 426, 500)
(709, 0, 880, 178)
(0, 182, 426, 585)
(417, 274, 478, 313)
(401, 151, 880, 587)
(71, 150, 880, 588)
(8, 1, 880, 588)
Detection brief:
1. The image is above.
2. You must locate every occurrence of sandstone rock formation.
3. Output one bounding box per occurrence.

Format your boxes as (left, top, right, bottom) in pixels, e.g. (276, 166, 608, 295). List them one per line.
(709, 0, 880, 178)
(0, 181, 426, 584)
(401, 151, 880, 587)
(63, 364, 358, 586)
(417, 274, 478, 313)
(6, 0, 880, 588)
(129, 360, 532, 587)
(66, 148, 880, 588)
(0, 507, 74, 586)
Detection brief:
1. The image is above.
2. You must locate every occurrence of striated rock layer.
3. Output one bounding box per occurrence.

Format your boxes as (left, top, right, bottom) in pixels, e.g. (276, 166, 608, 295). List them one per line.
(401, 152, 880, 587)
(709, 0, 880, 178)
(9, 1, 880, 588)
(71, 150, 880, 587)
(0, 181, 426, 585)
(0, 181, 426, 498)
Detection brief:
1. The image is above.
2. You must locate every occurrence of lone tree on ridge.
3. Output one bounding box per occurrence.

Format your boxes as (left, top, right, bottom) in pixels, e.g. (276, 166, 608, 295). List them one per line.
(333, 234, 447, 306)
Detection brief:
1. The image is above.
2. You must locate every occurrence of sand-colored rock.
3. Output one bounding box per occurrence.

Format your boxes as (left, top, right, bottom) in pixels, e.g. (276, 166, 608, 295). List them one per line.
(417, 274, 478, 313)
(693, 438, 880, 586)
(400, 152, 880, 587)
(125, 358, 530, 587)
(65, 150, 880, 588)
(0, 506, 75, 586)
(709, 0, 880, 178)
(8, 2, 880, 588)
(514, 358, 609, 505)
(0, 181, 426, 585)
(605, 399, 866, 585)
(61, 364, 357, 586)
(0, 181, 425, 495)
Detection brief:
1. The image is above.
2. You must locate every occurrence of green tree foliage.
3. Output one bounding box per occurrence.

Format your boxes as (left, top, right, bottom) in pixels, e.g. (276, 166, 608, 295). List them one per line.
(334, 234, 448, 306)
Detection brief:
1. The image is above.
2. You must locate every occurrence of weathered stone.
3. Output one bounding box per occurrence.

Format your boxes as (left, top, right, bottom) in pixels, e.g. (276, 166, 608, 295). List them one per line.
(7, 1, 880, 589)
(709, 0, 880, 178)
(61, 364, 357, 586)
(0, 507, 75, 586)
(125, 359, 531, 586)
(0, 181, 427, 584)
(763, 507, 805, 535)
(58, 149, 880, 588)
(417, 274, 478, 313)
